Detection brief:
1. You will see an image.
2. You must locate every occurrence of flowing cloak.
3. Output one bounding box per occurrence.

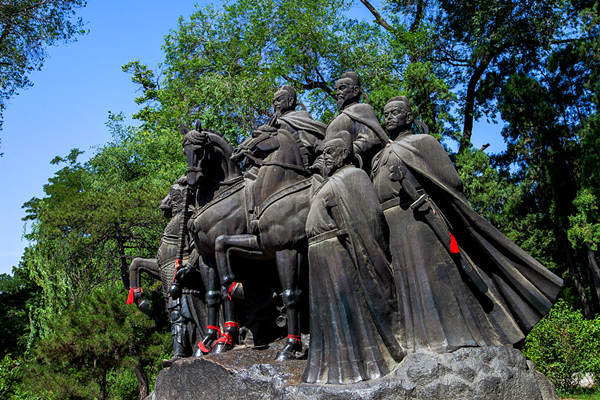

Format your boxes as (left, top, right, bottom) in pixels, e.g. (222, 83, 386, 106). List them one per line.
(278, 110, 327, 138)
(320, 103, 386, 174)
(276, 110, 326, 166)
(303, 166, 404, 384)
(372, 133, 563, 353)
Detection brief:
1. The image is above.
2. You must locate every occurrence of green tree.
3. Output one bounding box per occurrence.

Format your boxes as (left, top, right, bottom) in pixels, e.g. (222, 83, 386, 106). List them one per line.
(0, 261, 41, 357)
(21, 115, 183, 397)
(493, 0, 600, 315)
(124, 0, 454, 141)
(22, 285, 167, 400)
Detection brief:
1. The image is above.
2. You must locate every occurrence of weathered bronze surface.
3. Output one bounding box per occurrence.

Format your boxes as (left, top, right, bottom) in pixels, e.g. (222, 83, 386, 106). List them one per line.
(371, 96, 563, 354)
(127, 176, 206, 364)
(312, 71, 388, 175)
(303, 130, 404, 384)
(141, 78, 563, 394)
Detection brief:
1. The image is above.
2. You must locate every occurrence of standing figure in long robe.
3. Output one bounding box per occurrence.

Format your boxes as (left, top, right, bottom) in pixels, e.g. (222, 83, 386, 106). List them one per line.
(303, 130, 405, 384)
(372, 96, 563, 353)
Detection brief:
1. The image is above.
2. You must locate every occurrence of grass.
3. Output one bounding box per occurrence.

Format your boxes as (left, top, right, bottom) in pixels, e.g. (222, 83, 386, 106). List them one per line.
(560, 392, 600, 400)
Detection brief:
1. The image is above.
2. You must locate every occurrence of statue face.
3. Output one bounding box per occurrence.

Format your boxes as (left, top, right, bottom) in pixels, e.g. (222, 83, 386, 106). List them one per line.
(159, 192, 173, 218)
(335, 78, 359, 111)
(383, 101, 412, 134)
(322, 142, 348, 177)
(273, 91, 293, 115)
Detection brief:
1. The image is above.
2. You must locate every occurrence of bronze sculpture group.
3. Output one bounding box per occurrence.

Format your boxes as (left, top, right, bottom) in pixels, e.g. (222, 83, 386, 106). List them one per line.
(128, 72, 563, 384)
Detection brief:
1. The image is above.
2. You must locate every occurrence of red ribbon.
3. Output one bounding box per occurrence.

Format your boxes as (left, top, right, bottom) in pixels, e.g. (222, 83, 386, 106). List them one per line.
(287, 334, 301, 342)
(197, 340, 212, 353)
(224, 321, 239, 329)
(172, 259, 183, 282)
(126, 287, 143, 305)
(449, 233, 460, 254)
(214, 333, 233, 346)
(227, 282, 238, 301)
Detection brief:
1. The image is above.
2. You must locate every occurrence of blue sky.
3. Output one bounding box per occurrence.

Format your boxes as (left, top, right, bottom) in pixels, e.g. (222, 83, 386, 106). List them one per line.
(0, 0, 504, 276)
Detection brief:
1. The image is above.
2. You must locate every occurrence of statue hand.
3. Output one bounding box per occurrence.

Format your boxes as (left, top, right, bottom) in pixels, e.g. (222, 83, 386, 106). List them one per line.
(174, 263, 193, 285)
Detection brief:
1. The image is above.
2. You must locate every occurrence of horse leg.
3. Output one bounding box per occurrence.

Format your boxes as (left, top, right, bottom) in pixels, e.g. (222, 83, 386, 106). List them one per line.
(195, 256, 223, 355)
(127, 258, 160, 315)
(275, 249, 305, 361)
(212, 234, 262, 353)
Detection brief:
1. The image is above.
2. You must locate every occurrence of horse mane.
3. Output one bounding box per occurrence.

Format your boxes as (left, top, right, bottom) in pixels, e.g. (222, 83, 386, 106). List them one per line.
(276, 128, 309, 169)
(206, 131, 241, 178)
(207, 132, 234, 157)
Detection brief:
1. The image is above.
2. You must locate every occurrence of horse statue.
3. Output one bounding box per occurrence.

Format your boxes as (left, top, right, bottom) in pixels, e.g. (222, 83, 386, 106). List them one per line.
(209, 124, 318, 360)
(127, 176, 207, 365)
(180, 122, 315, 360)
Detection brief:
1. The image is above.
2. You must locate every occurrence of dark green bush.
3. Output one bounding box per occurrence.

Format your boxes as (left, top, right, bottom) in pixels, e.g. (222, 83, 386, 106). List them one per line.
(524, 299, 600, 392)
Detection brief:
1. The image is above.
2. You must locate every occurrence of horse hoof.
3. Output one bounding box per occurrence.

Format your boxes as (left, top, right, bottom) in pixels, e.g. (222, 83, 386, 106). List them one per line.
(211, 341, 233, 353)
(275, 337, 305, 361)
(192, 346, 204, 357)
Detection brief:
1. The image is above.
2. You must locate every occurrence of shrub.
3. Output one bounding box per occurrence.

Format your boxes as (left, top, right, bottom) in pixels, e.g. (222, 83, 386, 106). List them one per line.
(524, 299, 600, 392)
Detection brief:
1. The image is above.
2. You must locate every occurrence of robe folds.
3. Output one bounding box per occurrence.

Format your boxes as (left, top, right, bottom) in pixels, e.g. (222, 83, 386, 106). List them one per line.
(303, 166, 404, 384)
(371, 133, 563, 353)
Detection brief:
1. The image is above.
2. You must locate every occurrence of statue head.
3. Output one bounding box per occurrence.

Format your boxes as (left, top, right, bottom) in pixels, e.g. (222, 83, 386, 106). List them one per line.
(335, 71, 361, 111)
(160, 176, 187, 218)
(321, 130, 353, 177)
(273, 85, 297, 116)
(383, 96, 413, 137)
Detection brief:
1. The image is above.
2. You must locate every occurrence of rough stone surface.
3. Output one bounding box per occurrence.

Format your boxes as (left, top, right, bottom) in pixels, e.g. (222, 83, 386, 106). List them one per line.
(147, 344, 558, 400)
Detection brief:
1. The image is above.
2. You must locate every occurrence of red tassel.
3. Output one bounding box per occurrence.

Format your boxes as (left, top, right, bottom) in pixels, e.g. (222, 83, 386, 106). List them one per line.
(227, 282, 237, 301)
(172, 259, 183, 282)
(126, 287, 135, 305)
(449, 233, 460, 254)
(126, 287, 143, 305)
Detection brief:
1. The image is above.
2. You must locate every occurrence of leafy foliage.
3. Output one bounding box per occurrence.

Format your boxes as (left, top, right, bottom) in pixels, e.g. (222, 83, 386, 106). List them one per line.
(525, 300, 600, 392)
(20, 285, 168, 400)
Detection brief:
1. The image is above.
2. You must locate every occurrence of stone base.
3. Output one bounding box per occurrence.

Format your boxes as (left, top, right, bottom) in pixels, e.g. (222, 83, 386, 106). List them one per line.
(147, 343, 558, 400)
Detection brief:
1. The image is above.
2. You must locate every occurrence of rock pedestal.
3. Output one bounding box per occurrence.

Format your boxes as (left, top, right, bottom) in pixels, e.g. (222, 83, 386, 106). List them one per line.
(147, 344, 558, 400)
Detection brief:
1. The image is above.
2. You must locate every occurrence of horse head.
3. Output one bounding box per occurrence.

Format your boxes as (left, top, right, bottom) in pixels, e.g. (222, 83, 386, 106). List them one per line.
(231, 125, 283, 166)
(181, 122, 240, 186)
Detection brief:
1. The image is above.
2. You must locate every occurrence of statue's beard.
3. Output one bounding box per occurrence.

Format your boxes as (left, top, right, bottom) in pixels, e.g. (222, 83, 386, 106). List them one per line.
(336, 94, 358, 112)
(323, 157, 345, 177)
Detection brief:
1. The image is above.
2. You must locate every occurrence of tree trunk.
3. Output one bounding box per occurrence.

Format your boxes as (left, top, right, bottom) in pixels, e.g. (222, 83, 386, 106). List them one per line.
(134, 362, 149, 400)
(585, 242, 600, 313)
(409, 0, 427, 32)
(563, 242, 593, 318)
(459, 56, 493, 153)
(98, 369, 107, 400)
(115, 225, 131, 289)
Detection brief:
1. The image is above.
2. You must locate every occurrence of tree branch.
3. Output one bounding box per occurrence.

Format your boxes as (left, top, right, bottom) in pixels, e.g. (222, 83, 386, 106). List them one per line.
(359, 0, 394, 32)
(409, 0, 427, 32)
(281, 73, 334, 98)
